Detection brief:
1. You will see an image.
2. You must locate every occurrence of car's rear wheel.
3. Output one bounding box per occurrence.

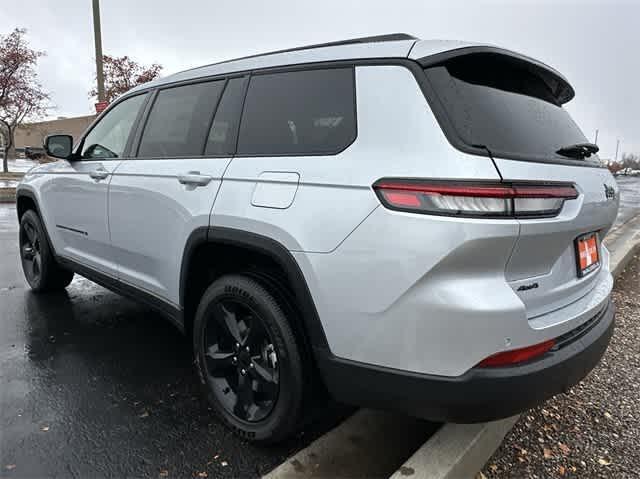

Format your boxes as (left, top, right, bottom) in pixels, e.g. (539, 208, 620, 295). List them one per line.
(19, 210, 74, 292)
(193, 274, 305, 443)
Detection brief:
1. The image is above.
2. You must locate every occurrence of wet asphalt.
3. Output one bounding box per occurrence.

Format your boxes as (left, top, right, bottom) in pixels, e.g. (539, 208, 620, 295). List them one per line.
(0, 203, 350, 478)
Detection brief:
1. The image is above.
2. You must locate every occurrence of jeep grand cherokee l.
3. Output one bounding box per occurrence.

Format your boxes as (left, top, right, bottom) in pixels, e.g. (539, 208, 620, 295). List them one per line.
(16, 34, 618, 443)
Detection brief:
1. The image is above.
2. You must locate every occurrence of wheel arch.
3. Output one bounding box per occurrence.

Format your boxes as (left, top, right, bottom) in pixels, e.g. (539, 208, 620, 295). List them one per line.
(16, 188, 59, 258)
(180, 227, 330, 354)
(16, 188, 41, 220)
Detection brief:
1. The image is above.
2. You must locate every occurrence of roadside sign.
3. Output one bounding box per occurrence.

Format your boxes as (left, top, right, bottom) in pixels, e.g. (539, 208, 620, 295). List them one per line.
(95, 101, 109, 114)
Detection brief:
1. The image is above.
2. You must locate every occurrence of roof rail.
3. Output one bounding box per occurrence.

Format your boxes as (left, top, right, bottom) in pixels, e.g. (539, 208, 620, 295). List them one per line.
(277, 33, 418, 54)
(187, 33, 418, 73)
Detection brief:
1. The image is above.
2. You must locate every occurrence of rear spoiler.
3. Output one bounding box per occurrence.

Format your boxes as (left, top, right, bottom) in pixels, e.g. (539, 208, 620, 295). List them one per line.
(412, 45, 575, 104)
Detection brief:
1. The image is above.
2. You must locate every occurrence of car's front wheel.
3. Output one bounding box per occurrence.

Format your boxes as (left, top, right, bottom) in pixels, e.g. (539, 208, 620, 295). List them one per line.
(193, 274, 305, 443)
(19, 210, 74, 292)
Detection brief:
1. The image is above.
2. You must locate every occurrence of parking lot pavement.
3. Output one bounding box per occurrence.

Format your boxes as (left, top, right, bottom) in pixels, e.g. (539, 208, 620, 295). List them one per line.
(613, 176, 640, 230)
(4, 159, 38, 173)
(481, 254, 640, 479)
(0, 203, 350, 478)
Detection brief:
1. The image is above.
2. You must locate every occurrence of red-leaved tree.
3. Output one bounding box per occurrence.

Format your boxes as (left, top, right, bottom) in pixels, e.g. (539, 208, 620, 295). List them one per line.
(0, 28, 50, 173)
(90, 55, 162, 104)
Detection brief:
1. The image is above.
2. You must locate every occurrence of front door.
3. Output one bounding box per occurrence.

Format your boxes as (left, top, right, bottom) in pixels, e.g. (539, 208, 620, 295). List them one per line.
(41, 93, 148, 277)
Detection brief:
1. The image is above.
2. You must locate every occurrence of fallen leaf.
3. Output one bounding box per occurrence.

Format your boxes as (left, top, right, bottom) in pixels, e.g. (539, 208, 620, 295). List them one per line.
(41, 426, 49, 432)
(220, 461, 228, 467)
(489, 464, 498, 472)
(558, 443, 570, 455)
(543, 448, 553, 459)
(159, 470, 168, 477)
(139, 411, 149, 418)
(5, 464, 16, 470)
(558, 465, 566, 476)
(213, 455, 219, 460)
(197, 472, 208, 478)
(598, 457, 612, 466)
(604, 412, 612, 419)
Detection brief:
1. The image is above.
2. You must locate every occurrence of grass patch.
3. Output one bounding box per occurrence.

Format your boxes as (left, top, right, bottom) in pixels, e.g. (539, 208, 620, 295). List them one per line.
(0, 187, 16, 203)
(0, 172, 25, 180)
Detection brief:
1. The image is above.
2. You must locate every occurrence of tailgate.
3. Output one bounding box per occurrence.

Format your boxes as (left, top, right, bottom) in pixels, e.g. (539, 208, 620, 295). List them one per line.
(496, 159, 618, 318)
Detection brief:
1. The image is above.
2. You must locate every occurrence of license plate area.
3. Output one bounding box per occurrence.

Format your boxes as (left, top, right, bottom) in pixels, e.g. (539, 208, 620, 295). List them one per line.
(575, 232, 600, 278)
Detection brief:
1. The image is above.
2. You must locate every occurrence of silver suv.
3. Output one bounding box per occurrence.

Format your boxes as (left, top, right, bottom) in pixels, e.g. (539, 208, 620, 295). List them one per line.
(16, 34, 619, 443)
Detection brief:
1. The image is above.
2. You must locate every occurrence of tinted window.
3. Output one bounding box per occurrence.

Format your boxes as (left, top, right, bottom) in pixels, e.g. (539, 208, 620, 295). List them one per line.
(81, 94, 147, 159)
(205, 77, 247, 156)
(424, 54, 588, 161)
(237, 68, 356, 155)
(138, 81, 224, 158)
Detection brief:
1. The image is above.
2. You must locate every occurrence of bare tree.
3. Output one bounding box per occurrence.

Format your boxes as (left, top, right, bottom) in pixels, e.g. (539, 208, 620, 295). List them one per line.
(620, 153, 640, 172)
(607, 161, 624, 175)
(0, 28, 49, 173)
(89, 55, 162, 104)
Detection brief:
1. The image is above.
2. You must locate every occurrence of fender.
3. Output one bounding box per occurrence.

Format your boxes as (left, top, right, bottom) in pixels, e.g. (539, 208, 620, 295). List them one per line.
(179, 226, 330, 351)
(16, 187, 41, 218)
(15, 187, 58, 257)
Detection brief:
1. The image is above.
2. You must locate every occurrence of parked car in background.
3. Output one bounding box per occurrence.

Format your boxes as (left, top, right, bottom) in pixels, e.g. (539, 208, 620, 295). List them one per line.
(16, 34, 619, 443)
(24, 147, 46, 162)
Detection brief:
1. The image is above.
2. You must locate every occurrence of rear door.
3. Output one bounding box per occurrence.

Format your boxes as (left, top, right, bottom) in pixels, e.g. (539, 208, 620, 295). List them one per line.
(108, 77, 246, 305)
(212, 67, 370, 253)
(421, 52, 619, 318)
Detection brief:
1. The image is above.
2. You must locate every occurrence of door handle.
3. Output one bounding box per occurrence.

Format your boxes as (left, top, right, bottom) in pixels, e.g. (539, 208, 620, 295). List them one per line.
(177, 171, 213, 187)
(89, 169, 110, 181)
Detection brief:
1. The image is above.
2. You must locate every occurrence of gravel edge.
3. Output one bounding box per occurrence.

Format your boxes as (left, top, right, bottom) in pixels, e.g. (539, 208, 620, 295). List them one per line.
(480, 254, 640, 479)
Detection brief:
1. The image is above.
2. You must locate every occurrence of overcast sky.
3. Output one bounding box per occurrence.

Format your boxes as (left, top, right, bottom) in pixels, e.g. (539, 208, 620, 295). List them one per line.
(2, 0, 638, 158)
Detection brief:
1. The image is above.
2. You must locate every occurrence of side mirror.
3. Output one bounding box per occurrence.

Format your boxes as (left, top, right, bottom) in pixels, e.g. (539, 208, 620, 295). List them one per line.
(44, 134, 74, 159)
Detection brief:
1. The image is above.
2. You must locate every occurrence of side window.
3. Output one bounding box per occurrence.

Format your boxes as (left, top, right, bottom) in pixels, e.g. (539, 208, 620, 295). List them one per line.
(237, 68, 356, 156)
(205, 77, 247, 156)
(137, 81, 225, 158)
(81, 94, 147, 159)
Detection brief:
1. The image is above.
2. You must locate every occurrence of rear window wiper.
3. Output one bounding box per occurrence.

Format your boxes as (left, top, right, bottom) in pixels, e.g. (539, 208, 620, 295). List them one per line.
(555, 142, 599, 159)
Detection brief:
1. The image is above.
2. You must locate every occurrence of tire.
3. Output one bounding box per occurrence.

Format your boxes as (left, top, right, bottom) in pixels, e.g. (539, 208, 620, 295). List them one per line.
(193, 274, 305, 443)
(19, 210, 74, 292)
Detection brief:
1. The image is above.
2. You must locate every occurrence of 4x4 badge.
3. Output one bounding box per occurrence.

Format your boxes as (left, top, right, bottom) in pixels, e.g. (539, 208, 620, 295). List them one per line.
(604, 184, 616, 200)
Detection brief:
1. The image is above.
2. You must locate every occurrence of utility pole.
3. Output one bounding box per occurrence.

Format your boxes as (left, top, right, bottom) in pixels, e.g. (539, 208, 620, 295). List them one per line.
(615, 139, 620, 161)
(92, 0, 105, 103)
(594, 129, 599, 145)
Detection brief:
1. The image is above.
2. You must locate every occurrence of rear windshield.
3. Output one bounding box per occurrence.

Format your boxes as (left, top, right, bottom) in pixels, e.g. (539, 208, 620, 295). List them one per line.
(423, 54, 589, 162)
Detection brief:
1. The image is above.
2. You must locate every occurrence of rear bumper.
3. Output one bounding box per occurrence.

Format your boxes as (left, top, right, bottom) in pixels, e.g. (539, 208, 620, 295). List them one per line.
(317, 299, 614, 423)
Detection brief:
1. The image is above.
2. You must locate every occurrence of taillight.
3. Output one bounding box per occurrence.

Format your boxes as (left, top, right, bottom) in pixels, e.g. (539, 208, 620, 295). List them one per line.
(477, 339, 556, 368)
(372, 179, 578, 218)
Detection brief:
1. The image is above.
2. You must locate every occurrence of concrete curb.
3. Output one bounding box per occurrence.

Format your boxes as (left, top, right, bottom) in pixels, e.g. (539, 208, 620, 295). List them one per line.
(389, 417, 518, 479)
(388, 216, 640, 479)
(263, 409, 437, 479)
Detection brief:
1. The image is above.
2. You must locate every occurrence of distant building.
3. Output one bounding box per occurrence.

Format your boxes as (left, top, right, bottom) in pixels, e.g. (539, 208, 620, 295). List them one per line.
(14, 115, 96, 150)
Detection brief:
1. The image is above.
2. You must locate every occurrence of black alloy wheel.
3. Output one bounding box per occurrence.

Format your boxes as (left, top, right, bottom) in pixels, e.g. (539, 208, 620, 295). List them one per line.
(19, 210, 74, 292)
(20, 217, 43, 286)
(203, 298, 280, 422)
(193, 275, 305, 443)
